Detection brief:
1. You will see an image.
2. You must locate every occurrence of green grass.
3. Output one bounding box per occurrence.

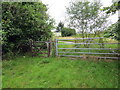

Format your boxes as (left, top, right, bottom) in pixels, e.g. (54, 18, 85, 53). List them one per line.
(2, 56, 118, 88)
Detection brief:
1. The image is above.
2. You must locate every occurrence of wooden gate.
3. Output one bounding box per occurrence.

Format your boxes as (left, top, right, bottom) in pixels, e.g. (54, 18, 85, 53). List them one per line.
(30, 40, 54, 57)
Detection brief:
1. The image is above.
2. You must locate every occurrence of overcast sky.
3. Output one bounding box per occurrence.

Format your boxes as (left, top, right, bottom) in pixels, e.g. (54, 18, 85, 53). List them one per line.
(41, 0, 118, 26)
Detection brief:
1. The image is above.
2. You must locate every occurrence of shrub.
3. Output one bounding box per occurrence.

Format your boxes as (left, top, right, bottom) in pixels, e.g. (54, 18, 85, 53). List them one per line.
(61, 27, 76, 37)
(2, 2, 54, 58)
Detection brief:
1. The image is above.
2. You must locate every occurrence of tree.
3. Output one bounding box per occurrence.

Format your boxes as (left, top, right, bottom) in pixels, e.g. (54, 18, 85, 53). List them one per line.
(66, 1, 109, 40)
(103, 1, 120, 14)
(56, 21, 64, 32)
(103, 1, 120, 41)
(2, 2, 54, 57)
(104, 21, 120, 40)
(61, 27, 76, 37)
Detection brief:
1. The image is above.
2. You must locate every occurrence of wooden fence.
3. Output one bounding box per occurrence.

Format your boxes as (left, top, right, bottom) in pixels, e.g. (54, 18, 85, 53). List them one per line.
(55, 37, 120, 60)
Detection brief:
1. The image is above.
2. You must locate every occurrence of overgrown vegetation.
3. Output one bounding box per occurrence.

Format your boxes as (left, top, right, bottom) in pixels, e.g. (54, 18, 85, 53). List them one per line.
(2, 2, 54, 59)
(2, 56, 118, 88)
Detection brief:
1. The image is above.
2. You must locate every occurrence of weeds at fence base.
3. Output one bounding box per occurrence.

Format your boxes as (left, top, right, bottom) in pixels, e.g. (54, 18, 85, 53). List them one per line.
(68, 55, 118, 62)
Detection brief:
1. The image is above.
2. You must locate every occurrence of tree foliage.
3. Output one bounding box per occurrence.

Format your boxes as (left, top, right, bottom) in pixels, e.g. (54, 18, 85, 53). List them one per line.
(66, 1, 109, 39)
(2, 2, 54, 57)
(104, 21, 120, 40)
(103, 1, 120, 14)
(103, 1, 120, 41)
(61, 27, 76, 37)
(56, 22, 64, 32)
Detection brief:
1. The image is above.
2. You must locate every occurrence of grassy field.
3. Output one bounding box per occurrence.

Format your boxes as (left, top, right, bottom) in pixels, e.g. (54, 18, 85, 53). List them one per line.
(2, 56, 118, 88)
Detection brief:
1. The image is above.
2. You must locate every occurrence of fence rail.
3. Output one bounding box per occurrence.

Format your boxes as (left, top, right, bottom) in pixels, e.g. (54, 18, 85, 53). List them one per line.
(58, 43, 119, 45)
(59, 55, 119, 59)
(56, 37, 120, 60)
(58, 48, 120, 50)
(58, 37, 104, 40)
(58, 52, 119, 55)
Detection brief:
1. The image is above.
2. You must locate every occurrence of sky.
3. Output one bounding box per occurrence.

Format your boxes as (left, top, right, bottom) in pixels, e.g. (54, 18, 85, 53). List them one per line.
(41, 0, 118, 26)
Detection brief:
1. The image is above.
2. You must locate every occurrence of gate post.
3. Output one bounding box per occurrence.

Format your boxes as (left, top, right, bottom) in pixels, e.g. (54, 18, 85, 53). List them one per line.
(55, 39, 58, 56)
(48, 42, 51, 57)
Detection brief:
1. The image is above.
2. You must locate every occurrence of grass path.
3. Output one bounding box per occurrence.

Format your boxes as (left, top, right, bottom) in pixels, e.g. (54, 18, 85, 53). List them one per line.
(2, 56, 118, 88)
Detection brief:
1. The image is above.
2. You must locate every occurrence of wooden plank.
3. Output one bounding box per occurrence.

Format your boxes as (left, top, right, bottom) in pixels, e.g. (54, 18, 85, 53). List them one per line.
(58, 43, 120, 45)
(59, 55, 83, 58)
(48, 42, 51, 57)
(30, 40, 55, 57)
(32, 45, 46, 47)
(58, 48, 120, 50)
(34, 41, 48, 43)
(58, 51, 119, 55)
(35, 41, 56, 43)
(32, 52, 48, 54)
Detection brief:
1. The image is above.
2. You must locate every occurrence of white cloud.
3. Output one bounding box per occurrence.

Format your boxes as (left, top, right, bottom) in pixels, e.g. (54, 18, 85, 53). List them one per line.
(41, 0, 70, 25)
(41, 0, 118, 26)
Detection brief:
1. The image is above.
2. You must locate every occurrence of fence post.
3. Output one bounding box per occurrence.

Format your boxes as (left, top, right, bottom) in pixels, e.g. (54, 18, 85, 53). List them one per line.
(48, 42, 51, 57)
(55, 39, 58, 56)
